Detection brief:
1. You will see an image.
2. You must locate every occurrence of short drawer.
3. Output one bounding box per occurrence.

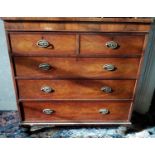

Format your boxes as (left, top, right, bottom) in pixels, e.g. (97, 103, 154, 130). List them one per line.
(80, 34, 145, 55)
(14, 57, 140, 79)
(20, 101, 131, 123)
(17, 80, 136, 100)
(9, 33, 76, 55)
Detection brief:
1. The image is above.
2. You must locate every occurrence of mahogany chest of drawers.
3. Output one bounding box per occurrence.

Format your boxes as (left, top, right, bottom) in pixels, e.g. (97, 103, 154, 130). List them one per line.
(2, 17, 153, 126)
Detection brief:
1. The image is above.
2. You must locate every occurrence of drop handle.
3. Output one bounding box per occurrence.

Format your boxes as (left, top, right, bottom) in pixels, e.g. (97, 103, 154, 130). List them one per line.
(43, 109, 54, 115)
(39, 63, 52, 71)
(37, 39, 50, 48)
(105, 41, 118, 49)
(103, 64, 115, 71)
(41, 86, 54, 93)
(101, 86, 112, 93)
(99, 109, 109, 115)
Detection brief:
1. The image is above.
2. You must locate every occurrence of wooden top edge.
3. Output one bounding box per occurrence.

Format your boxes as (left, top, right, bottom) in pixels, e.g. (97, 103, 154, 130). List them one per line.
(1, 17, 153, 23)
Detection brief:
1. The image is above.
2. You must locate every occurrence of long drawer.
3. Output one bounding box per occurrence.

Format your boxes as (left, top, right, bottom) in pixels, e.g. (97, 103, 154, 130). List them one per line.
(20, 101, 131, 123)
(9, 33, 76, 55)
(14, 57, 140, 79)
(17, 80, 136, 100)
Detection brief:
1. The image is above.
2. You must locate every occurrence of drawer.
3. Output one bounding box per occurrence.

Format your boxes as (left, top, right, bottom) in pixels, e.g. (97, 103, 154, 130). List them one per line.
(14, 57, 140, 79)
(80, 34, 145, 55)
(9, 33, 76, 55)
(20, 101, 131, 123)
(17, 80, 136, 99)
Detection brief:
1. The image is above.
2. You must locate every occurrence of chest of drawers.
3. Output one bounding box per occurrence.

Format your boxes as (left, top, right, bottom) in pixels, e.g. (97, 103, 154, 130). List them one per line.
(2, 17, 153, 126)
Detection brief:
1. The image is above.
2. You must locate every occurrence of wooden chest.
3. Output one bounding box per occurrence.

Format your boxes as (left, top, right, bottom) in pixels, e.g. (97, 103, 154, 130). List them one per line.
(2, 17, 153, 126)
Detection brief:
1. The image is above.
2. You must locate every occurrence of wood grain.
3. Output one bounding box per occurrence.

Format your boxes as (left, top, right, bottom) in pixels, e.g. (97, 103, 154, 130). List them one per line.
(2, 17, 153, 23)
(14, 57, 140, 79)
(80, 34, 145, 55)
(3, 17, 151, 125)
(17, 80, 136, 100)
(20, 100, 131, 122)
(5, 22, 151, 32)
(9, 33, 76, 55)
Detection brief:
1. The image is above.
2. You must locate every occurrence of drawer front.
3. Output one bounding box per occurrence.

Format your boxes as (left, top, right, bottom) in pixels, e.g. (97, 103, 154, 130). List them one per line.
(17, 80, 136, 99)
(80, 34, 145, 55)
(20, 101, 131, 123)
(9, 33, 76, 55)
(14, 57, 140, 79)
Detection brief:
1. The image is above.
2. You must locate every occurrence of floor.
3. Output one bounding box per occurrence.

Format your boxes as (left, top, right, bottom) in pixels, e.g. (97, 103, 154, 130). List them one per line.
(1, 111, 155, 138)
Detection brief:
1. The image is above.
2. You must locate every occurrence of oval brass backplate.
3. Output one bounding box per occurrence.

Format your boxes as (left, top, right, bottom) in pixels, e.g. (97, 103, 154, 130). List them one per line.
(103, 64, 115, 71)
(99, 108, 109, 115)
(41, 86, 54, 93)
(101, 86, 112, 93)
(39, 63, 52, 70)
(43, 109, 54, 115)
(37, 39, 50, 48)
(106, 41, 118, 49)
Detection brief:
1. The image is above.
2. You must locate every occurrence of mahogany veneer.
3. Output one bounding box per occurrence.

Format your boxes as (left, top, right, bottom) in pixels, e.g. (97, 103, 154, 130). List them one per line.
(14, 57, 140, 79)
(10, 33, 76, 55)
(17, 79, 136, 100)
(20, 101, 131, 123)
(80, 34, 145, 55)
(2, 17, 152, 126)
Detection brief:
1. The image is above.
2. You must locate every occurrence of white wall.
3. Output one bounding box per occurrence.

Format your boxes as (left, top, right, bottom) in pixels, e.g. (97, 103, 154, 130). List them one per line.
(0, 19, 17, 110)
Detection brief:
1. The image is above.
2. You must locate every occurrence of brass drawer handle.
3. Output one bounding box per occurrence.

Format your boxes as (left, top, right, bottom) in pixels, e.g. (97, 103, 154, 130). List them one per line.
(39, 63, 52, 71)
(101, 86, 112, 93)
(103, 64, 115, 71)
(106, 41, 118, 49)
(37, 39, 50, 48)
(43, 109, 54, 115)
(41, 86, 54, 93)
(99, 108, 109, 115)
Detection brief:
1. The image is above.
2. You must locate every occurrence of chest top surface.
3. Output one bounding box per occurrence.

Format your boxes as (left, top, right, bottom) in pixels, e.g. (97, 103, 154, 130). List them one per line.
(2, 17, 152, 32)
